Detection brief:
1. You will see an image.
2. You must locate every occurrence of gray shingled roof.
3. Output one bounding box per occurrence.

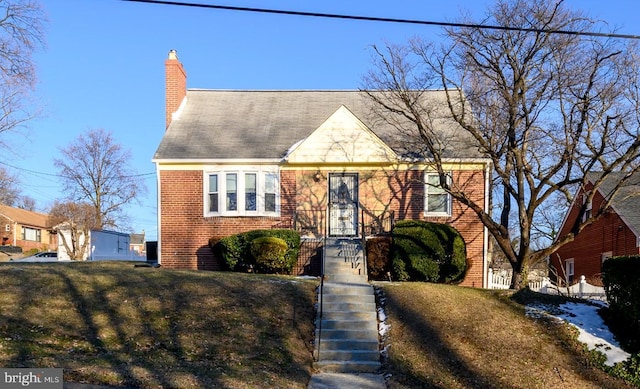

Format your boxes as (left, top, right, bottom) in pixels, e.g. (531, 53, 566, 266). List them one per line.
(588, 171, 640, 234)
(153, 89, 481, 161)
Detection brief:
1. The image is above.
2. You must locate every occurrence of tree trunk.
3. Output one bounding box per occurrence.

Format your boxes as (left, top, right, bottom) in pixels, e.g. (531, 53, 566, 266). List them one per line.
(510, 261, 530, 290)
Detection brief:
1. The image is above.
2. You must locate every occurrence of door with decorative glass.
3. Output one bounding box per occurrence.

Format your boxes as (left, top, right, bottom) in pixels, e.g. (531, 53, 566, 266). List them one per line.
(328, 172, 358, 236)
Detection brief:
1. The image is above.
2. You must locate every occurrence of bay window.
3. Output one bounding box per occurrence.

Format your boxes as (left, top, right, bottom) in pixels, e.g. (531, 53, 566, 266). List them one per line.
(205, 168, 279, 216)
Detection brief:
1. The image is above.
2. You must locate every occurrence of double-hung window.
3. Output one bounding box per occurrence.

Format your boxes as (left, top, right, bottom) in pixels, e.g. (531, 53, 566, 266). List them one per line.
(22, 227, 41, 242)
(425, 172, 452, 216)
(208, 175, 219, 212)
(205, 168, 279, 216)
(565, 258, 575, 283)
(582, 193, 592, 223)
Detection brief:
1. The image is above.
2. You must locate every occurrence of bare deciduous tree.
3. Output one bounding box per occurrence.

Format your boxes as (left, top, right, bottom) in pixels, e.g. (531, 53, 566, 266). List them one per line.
(363, 0, 640, 288)
(0, 166, 20, 205)
(0, 0, 45, 145)
(48, 201, 99, 260)
(16, 194, 36, 210)
(53, 128, 146, 230)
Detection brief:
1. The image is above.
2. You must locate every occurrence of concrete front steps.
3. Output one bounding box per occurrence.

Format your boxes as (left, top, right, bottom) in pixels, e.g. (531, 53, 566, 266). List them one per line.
(313, 238, 381, 373)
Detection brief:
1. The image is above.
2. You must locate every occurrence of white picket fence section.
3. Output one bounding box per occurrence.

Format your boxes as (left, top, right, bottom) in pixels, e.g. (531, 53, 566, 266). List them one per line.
(488, 269, 607, 302)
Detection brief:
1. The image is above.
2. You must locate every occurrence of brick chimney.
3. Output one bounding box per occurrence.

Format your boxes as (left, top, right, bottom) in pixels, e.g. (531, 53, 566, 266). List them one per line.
(165, 49, 187, 129)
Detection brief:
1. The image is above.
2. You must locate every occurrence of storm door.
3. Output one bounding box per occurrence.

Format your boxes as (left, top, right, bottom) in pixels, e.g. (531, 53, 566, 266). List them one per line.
(328, 173, 359, 236)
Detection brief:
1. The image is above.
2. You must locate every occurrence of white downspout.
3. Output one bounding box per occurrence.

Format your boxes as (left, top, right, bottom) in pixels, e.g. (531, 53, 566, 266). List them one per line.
(483, 161, 491, 288)
(155, 163, 162, 265)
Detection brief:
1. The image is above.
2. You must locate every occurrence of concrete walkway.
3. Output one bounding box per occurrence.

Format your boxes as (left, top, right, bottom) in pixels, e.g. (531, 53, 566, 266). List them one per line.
(308, 373, 386, 389)
(309, 238, 387, 388)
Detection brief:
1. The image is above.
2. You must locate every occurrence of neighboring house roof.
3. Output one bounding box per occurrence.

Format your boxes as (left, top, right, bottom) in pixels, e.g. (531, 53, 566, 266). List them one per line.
(587, 171, 640, 235)
(0, 204, 52, 229)
(130, 233, 145, 245)
(153, 89, 482, 162)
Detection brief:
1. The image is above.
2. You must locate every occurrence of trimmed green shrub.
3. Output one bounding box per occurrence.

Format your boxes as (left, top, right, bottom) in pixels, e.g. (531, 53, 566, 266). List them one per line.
(210, 229, 301, 273)
(392, 254, 410, 281)
(602, 255, 640, 353)
(391, 220, 467, 283)
(251, 237, 292, 273)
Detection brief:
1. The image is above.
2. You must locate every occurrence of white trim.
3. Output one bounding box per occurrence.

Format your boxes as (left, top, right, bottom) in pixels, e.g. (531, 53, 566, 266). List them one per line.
(153, 157, 493, 166)
(153, 158, 282, 165)
(424, 171, 452, 217)
(483, 161, 491, 288)
(566, 258, 575, 277)
(203, 166, 280, 217)
(155, 162, 162, 265)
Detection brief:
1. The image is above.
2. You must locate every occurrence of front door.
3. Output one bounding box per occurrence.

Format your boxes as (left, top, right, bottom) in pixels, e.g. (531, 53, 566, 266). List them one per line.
(328, 173, 358, 236)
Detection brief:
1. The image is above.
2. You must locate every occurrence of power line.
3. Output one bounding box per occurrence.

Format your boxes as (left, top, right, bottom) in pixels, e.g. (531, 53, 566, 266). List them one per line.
(0, 160, 156, 179)
(122, 0, 640, 40)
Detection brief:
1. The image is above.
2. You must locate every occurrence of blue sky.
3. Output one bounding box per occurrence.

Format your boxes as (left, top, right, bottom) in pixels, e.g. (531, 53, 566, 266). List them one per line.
(7, 0, 640, 241)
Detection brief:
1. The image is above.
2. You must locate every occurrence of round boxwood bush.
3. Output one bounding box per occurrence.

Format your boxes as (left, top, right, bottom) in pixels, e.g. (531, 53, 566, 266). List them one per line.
(391, 220, 467, 283)
(250, 236, 292, 274)
(210, 229, 301, 272)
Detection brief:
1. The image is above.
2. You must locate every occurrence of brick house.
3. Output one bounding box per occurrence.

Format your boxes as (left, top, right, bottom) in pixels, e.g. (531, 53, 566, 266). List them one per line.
(0, 204, 57, 253)
(553, 172, 640, 283)
(153, 50, 492, 287)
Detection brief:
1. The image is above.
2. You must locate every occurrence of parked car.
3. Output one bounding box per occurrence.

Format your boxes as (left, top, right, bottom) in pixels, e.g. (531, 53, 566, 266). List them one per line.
(14, 251, 58, 262)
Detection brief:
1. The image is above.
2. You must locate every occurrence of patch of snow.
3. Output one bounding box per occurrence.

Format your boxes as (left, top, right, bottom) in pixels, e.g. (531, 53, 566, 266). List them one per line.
(528, 301, 630, 366)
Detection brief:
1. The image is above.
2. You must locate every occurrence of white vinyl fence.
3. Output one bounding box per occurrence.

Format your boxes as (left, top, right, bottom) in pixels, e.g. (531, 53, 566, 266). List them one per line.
(488, 269, 607, 302)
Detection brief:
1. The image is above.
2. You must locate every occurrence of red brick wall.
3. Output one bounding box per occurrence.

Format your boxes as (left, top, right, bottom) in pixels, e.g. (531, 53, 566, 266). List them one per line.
(159, 170, 295, 269)
(553, 187, 640, 281)
(291, 168, 487, 287)
(0, 216, 55, 253)
(159, 167, 487, 286)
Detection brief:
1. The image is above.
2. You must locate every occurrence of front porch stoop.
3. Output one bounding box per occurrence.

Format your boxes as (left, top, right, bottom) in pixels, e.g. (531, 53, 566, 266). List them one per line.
(313, 238, 381, 374)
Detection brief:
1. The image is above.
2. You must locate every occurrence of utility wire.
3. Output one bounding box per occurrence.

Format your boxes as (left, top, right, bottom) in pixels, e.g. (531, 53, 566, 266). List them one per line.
(0, 160, 155, 179)
(122, 0, 640, 40)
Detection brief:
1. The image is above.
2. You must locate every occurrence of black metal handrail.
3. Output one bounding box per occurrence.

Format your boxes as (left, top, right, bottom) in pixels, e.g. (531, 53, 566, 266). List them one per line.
(291, 208, 394, 237)
(315, 207, 329, 362)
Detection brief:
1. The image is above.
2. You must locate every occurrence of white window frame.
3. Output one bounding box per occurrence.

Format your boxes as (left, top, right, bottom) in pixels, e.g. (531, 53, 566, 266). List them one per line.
(601, 251, 612, 264)
(22, 227, 41, 242)
(204, 166, 280, 217)
(581, 192, 592, 223)
(424, 171, 452, 216)
(565, 258, 575, 282)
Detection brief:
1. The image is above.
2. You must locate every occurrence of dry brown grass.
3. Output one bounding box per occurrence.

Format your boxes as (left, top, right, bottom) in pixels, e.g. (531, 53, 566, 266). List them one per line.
(0, 262, 317, 388)
(0, 262, 632, 388)
(377, 282, 632, 389)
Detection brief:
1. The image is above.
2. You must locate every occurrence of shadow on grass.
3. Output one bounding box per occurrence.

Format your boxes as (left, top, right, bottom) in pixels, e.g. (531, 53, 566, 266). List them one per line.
(380, 289, 502, 388)
(378, 284, 631, 389)
(0, 263, 316, 388)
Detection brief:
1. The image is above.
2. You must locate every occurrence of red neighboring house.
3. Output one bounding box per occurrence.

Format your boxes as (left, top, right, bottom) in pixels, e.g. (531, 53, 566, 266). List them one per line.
(0, 204, 58, 253)
(153, 50, 492, 287)
(553, 172, 640, 283)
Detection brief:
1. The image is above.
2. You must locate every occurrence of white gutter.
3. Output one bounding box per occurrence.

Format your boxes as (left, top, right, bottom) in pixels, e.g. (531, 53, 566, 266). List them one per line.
(152, 158, 282, 165)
